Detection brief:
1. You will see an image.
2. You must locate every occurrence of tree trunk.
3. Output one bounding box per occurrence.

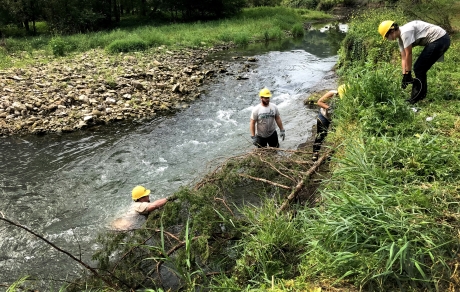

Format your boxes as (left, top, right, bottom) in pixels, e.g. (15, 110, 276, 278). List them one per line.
(114, 0, 120, 23)
(24, 20, 30, 32)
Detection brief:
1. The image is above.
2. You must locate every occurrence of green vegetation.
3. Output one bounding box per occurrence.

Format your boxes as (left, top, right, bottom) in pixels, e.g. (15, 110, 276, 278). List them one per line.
(86, 6, 459, 292)
(0, 7, 331, 69)
(313, 6, 460, 291)
(6, 2, 460, 291)
(0, 0, 246, 35)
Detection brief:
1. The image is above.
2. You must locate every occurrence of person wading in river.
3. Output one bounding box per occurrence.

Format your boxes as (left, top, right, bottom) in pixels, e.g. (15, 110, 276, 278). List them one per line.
(250, 88, 285, 148)
(378, 20, 450, 104)
(312, 84, 346, 162)
(111, 185, 169, 230)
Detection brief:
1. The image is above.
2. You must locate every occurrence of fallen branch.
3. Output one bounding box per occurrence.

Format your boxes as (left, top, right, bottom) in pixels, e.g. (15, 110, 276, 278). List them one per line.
(255, 147, 315, 155)
(0, 213, 119, 290)
(214, 197, 234, 216)
(238, 173, 291, 189)
(194, 153, 251, 190)
(112, 233, 155, 273)
(277, 150, 331, 212)
(146, 235, 203, 287)
(257, 155, 296, 183)
(113, 228, 182, 273)
(277, 179, 305, 213)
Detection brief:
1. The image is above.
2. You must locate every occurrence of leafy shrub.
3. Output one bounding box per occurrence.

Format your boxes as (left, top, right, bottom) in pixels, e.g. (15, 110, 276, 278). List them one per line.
(398, 0, 455, 34)
(334, 63, 419, 137)
(336, 9, 406, 72)
(233, 33, 250, 46)
(266, 27, 283, 40)
(106, 39, 148, 53)
(316, 0, 338, 11)
(49, 36, 67, 56)
(291, 23, 305, 37)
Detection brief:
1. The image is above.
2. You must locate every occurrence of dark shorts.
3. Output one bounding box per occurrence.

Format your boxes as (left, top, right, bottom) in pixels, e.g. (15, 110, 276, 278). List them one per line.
(255, 131, 279, 148)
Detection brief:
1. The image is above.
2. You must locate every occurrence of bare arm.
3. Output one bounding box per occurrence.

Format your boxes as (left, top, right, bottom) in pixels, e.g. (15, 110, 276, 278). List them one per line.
(401, 45, 412, 73)
(145, 198, 168, 212)
(317, 91, 336, 109)
(250, 119, 256, 136)
(275, 115, 284, 131)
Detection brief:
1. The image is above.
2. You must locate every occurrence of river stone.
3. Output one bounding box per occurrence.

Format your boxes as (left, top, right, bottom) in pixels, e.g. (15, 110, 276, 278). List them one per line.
(12, 102, 26, 111)
(0, 45, 238, 136)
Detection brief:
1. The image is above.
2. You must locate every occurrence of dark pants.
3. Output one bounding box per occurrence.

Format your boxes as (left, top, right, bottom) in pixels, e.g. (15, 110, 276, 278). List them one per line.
(255, 130, 279, 148)
(313, 113, 330, 153)
(411, 33, 450, 103)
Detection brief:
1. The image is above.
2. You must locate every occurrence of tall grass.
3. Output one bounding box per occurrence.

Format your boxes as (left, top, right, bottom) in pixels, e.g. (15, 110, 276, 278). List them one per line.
(296, 133, 459, 289)
(302, 6, 460, 291)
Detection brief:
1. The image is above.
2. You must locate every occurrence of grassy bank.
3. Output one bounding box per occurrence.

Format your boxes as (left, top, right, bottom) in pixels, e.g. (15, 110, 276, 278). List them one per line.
(303, 7, 460, 291)
(0, 7, 331, 70)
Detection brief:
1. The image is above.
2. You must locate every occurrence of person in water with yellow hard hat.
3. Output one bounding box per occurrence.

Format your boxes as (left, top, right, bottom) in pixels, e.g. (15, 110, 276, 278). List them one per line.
(312, 84, 346, 162)
(130, 185, 168, 214)
(111, 185, 169, 230)
(378, 20, 450, 104)
(250, 88, 285, 148)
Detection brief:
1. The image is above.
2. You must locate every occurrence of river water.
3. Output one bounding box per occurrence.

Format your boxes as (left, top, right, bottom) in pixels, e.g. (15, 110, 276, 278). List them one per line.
(0, 24, 345, 289)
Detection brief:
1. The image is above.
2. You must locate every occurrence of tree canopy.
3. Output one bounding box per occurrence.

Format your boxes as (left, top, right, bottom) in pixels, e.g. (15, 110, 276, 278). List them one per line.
(0, 0, 247, 34)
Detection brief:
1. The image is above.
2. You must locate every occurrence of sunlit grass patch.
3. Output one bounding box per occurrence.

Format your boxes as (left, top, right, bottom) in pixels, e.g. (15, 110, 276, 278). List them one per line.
(0, 6, 333, 69)
(296, 135, 459, 290)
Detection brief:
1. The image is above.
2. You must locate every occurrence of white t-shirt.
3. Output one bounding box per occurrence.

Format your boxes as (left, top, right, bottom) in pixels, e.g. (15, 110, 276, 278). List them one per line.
(397, 20, 446, 51)
(250, 103, 280, 138)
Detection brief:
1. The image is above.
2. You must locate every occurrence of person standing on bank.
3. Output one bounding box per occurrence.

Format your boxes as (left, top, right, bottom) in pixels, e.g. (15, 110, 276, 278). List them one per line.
(378, 20, 450, 104)
(250, 88, 285, 148)
(312, 84, 346, 162)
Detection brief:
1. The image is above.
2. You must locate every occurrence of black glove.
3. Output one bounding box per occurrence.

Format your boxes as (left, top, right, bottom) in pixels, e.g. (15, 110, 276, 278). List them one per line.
(167, 194, 178, 202)
(251, 136, 258, 146)
(401, 71, 413, 89)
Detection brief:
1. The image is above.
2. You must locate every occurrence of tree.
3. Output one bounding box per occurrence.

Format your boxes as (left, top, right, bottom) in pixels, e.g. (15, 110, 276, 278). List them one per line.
(41, 0, 108, 33)
(1, 0, 43, 34)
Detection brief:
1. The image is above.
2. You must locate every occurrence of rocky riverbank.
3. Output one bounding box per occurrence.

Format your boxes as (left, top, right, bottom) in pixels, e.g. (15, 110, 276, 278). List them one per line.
(0, 45, 240, 136)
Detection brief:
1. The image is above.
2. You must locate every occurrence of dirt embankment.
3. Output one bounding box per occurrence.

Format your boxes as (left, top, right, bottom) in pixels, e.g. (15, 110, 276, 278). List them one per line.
(0, 45, 239, 136)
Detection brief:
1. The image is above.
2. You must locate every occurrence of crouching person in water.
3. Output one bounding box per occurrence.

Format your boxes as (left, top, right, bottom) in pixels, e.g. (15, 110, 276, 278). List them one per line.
(111, 185, 169, 230)
(312, 84, 346, 162)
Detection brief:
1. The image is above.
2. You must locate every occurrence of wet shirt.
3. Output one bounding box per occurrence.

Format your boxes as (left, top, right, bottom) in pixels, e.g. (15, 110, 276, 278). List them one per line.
(110, 202, 150, 230)
(250, 103, 280, 138)
(398, 20, 446, 51)
(320, 90, 338, 120)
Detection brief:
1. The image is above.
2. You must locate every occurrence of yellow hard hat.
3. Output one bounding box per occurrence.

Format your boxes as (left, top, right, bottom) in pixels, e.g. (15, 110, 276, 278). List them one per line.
(338, 84, 347, 99)
(259, 88, 272, 98)
(378, 20, 395, 39)
(132, 185, 150, 201)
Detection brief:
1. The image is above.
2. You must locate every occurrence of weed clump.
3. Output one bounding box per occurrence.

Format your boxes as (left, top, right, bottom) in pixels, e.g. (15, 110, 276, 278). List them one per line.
(106, 39, 148, 53)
